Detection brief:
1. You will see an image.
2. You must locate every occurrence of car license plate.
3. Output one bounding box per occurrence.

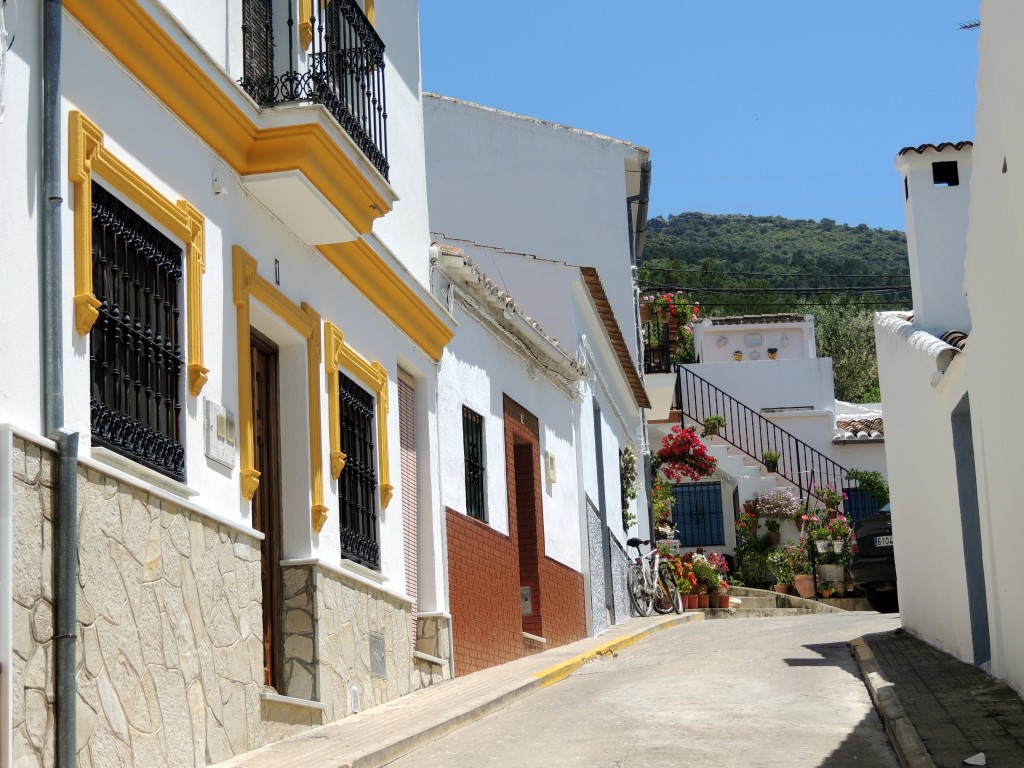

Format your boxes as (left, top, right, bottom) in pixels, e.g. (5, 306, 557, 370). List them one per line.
(875, 535, 893, 547)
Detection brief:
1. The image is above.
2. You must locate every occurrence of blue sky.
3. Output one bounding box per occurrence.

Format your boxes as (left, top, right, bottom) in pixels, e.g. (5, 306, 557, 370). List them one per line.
(420, 2, 979, 232)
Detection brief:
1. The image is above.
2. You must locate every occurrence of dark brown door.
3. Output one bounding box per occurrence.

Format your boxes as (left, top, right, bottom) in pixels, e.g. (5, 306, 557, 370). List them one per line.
(250, 331, 283, 688)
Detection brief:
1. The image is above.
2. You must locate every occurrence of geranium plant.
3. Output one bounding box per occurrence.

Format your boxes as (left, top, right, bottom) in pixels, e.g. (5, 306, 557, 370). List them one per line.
(812, 483, 846, 508)
(658, 425, 717, 482)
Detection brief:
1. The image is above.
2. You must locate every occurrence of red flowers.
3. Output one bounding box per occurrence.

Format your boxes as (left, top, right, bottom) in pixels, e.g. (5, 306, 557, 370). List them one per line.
(658, 425, 717, 482)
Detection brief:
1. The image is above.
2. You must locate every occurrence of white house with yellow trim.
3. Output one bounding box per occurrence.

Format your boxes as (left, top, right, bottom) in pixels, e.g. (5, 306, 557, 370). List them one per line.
(0, 1, 456, 765)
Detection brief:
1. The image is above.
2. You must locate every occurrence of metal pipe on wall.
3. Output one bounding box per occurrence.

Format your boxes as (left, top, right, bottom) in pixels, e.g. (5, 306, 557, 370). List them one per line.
(42, 1, 79, 764)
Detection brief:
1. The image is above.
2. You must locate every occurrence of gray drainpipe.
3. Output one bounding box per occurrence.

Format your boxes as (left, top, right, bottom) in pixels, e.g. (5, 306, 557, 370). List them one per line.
(633, 161, 653, 538)
(42, 1, 79, 765)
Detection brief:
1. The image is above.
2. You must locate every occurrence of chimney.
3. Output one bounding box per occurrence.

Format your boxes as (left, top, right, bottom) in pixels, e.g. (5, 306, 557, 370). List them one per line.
(895, 143, 973, 335)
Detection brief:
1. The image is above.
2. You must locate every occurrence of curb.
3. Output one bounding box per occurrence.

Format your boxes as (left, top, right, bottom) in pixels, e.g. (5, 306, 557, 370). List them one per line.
(354, 612, 703, 768)
(533, 611, 704, 687)
(850, 636, 936, 768)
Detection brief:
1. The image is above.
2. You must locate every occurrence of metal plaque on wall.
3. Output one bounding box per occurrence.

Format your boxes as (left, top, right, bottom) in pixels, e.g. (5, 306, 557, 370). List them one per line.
(369, 631, 386, 679)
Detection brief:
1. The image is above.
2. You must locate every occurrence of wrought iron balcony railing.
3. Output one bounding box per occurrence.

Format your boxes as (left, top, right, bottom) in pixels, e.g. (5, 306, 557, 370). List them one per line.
(642, 319, 673, 374)
(241, 0, 389, 180)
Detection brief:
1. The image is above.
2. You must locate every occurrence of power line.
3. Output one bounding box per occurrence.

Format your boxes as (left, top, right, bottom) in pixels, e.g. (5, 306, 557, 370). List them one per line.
(639, 265, 910, 279)
(640, 283, 911, 295)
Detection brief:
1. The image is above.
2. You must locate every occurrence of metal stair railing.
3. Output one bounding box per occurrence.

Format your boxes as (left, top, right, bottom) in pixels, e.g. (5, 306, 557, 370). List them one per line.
(673, 364, 849, 506)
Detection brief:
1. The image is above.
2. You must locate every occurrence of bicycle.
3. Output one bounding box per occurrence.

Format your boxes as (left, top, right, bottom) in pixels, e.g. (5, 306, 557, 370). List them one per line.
(626, 537, 683, 616)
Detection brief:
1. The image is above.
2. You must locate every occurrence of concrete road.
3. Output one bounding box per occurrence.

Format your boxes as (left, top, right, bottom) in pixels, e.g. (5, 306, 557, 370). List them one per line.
(385, 613, 902, 768)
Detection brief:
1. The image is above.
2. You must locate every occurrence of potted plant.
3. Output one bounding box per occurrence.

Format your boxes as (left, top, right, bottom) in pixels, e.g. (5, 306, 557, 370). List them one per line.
(762, 449, 780, 473)
(733, 350, 743, 361)
(846, 468, 890, 510)
(778, 541, 815, 598)
(756, 487, 798, 544)
(811, 483, 846, 513)
(701, 414, 726, 437)
(768, 547, 794, 593)
(767, 347, 778, 360)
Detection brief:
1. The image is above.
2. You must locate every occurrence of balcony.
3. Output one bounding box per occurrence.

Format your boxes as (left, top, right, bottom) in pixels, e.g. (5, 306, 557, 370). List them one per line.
(642, 318, 694, 374)
(241, 0, 389, 180)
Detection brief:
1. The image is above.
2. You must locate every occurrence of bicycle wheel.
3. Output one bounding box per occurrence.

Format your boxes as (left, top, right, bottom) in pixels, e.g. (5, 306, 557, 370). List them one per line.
(652, 565, 676, 614)
(627, 564, 653, 616)
(656, 564, 683, 614)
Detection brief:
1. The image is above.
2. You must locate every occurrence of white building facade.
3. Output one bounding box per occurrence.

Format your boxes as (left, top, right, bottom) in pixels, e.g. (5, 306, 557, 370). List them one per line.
(876, 0, 1024, 695)
(423, 97, 652, 654)
(0, 1, 456, 765)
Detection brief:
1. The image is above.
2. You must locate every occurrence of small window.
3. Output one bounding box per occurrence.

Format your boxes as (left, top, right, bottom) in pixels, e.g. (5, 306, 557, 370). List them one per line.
(932, 160, 960, 187)
(89, 182, 186, 481)
(462, 407, 486, 521)
(338, 372, 380, 568)
(904, 176, 909, 200)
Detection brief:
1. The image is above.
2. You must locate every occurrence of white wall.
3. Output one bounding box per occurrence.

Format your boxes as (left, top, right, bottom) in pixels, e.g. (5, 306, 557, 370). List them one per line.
(436, 301, 582, 571)
(696, 319, 815, 363)
(685, 358, 837, 413)
(897, 147, 973, 336)
(875, 313, 976, 661)
(0, 1, 439, 596)
(961, 0, 1024, 693)
(423, 94, 643, 359)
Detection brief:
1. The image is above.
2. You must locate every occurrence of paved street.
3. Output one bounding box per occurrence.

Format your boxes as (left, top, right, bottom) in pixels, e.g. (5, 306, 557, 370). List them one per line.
(385, 613, 902, 768)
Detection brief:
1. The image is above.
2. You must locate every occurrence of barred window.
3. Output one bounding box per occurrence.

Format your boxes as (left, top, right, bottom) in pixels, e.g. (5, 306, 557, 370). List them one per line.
(338, 372, 380, 568)
(89, 182, 185, 481)
(462, 407, 486, 521)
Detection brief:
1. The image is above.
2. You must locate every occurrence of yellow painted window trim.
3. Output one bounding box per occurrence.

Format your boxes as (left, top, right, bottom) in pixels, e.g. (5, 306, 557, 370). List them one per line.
(69, 111, 209, 396)
(300, 0, 375, 50)
(232, 246, 329, 533)
(63, 2, 454, 364)
(324, 322, 393, 510)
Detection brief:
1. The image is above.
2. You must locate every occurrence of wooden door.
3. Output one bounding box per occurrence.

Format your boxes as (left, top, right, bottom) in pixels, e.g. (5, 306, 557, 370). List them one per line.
(250, 331, 283, 688)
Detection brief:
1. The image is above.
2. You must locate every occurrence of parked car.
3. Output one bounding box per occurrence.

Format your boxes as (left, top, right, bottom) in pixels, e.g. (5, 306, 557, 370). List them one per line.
(849, 505, 898, 613)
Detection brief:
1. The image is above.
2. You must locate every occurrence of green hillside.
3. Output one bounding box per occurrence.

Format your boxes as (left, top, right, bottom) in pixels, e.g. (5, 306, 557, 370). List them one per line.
(639, 213, 912, 403)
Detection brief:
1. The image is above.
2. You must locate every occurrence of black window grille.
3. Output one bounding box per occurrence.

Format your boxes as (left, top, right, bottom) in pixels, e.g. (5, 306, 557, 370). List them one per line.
(338, 372, 380, 568)
(239, 0, 389, 180)
(670, 482, 725, 547)
(462, 407, 486, 520)
(89, 182, 186, 481)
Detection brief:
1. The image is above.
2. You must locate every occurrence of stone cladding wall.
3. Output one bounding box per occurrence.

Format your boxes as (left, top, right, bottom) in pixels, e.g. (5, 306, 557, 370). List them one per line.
(8, 437, 450, 768)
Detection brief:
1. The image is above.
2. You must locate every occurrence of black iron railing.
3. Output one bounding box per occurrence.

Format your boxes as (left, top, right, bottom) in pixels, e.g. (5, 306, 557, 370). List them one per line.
(673, 365, 849, 508)
(241, 0, 389, 179)
(642, 319, 672, 373)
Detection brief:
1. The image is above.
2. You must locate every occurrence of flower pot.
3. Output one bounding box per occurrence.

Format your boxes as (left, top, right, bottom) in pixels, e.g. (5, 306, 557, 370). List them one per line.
(793, 574, 815, 599)
(764, 459, 778, 473)
(774, 583, 790, 595)
(817, 564, 844, 584)
(639, 304, 652, 323)
(733, 351, 742, 361)
(767, 348, 778, 360)
(832, 540, 844, 554)
(767, 531, 781, 546)
(815, 540, 829, 554)
(684, 594, 698, 610)
(697, 594, 710, 609)
(820, 589, 831, 599)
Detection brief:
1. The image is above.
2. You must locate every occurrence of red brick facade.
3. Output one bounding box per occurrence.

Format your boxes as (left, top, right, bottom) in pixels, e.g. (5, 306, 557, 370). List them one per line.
(446, 396, 586, 676)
